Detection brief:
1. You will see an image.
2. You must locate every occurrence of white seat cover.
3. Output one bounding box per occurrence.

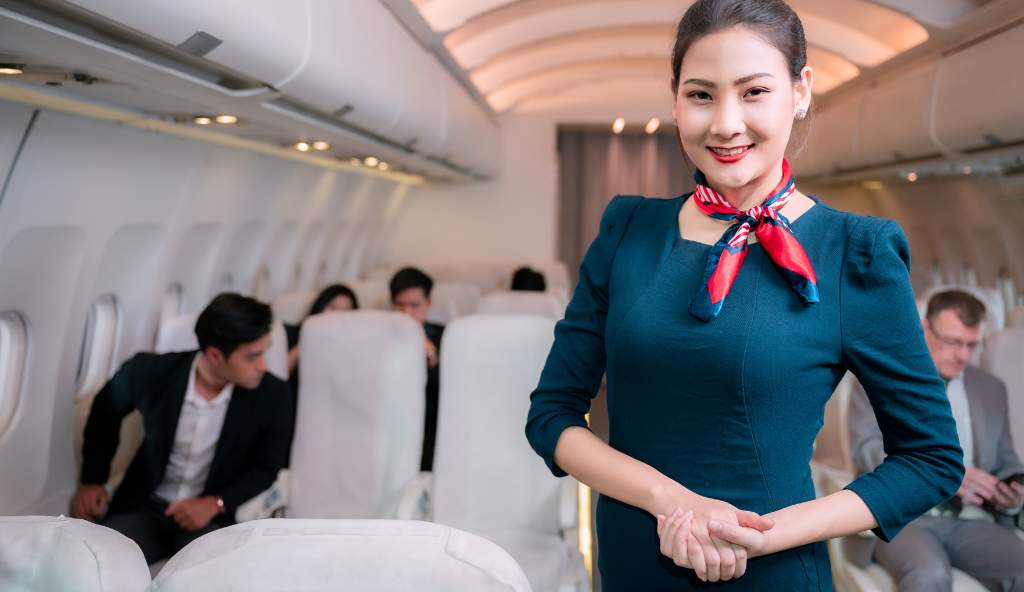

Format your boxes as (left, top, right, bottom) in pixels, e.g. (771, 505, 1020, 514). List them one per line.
(0, 516, 150, 592)
(289, 311, 425, 518)
(478, 291, 565, 321)
(981, 325, 1024, 462)
(154, 314, 289, 381)
(148, 519, 531, 592)
(271, 291, 317, 326)
(432, 315, 584, 591)
(427, 282, 482, 325)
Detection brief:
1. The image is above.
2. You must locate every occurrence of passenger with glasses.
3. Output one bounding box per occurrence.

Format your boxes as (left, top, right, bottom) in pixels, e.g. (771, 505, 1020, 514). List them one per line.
(847, 289, 1024, 591)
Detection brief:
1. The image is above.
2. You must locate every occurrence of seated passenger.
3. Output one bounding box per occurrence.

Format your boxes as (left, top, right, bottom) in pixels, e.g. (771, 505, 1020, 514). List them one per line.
(285, 284, 359, 395)
(847, 289, 1024, 591)
(70, 293, 294, 565)
(389, 267, 444, 471)
(510, 266, 546, 292)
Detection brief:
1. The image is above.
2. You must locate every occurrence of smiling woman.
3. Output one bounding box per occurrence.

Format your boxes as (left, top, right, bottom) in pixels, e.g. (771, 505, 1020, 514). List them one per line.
(524, 0, 965, 590)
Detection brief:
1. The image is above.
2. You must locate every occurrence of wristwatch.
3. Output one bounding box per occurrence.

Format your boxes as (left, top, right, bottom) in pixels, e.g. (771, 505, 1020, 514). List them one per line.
(214, 495, 225, 514)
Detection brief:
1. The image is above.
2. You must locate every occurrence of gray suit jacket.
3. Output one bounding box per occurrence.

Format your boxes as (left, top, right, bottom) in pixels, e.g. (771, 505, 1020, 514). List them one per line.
(844, 365, 1024, 565)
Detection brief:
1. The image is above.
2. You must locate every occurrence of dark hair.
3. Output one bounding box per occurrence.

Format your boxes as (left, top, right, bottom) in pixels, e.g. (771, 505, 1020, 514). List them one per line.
(389, 267, 434, 300)
(926, 290, 987, 328)
(671, 0, 807, 94)
(194, 293, 273, 358)
(510, 266, 547, 292)
(309, 284, 359, 316)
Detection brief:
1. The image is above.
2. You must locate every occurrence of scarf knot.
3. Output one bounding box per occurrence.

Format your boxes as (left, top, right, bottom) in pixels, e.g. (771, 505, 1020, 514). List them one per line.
(689, 160, 819, 321)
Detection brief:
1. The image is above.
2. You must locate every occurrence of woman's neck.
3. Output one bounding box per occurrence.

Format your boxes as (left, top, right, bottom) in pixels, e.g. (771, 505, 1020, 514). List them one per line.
(709, 160, 785, 211)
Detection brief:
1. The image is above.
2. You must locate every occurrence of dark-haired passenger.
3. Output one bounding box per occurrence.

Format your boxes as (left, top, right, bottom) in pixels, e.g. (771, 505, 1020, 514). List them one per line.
(389, 267, 444, 471)
(284, 284, 359, 396)
(510, 266, 547, 292)
(70, 293, 293, 565)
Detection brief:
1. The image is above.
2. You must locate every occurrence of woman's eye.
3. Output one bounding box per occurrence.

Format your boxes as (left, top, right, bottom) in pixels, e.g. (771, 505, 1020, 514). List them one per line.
(687, 91, 712, 103)
(745, 87, 769, 98)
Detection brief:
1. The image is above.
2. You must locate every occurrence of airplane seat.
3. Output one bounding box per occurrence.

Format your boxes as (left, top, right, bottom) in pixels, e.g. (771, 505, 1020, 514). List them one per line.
(0, 515, 150, 592)
(478, 291, 565, 321)
(528, 261, 571, 293)
(289, 311, 426, 519)
(427, 282, 482, 325)
(364, 266, 399, 282)
(1008, 304, 1024, 327)
(349, 280, 391, 310)
(147, 519, 531, 592)
(154, 314, 289, 381)
(812, 376, 992, 592)
(981, 325, 1024, 462)
(271, 290, 317, 326)
(421, 315, 588, 592)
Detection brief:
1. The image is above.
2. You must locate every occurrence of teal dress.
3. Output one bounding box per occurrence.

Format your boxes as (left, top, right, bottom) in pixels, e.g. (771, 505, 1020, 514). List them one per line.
(525, 195, 964, 590)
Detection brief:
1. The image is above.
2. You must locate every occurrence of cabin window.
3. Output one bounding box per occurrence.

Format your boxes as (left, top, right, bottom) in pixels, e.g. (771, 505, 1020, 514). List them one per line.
(253, 265, 271, 301)
(218, 272, 234, 292)
(161, 283, 184, 325)
(74, 295, 121, 401)
(0, 312, 28, 438)
(960, 264, 977, 288)
(998, 270, 1017, 316)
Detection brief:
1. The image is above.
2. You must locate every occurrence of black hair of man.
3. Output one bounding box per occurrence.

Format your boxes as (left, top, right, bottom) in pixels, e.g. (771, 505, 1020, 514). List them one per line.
(510, 266, 547, 292)
(389, 267, 434, 301)
(194, 292, 273, 358)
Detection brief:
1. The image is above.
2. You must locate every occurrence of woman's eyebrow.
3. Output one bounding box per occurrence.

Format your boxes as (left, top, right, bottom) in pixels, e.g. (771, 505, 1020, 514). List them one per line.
(683, 72, 776, 87)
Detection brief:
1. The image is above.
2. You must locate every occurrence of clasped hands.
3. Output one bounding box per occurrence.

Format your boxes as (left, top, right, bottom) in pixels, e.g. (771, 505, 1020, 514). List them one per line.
(655, 493, 774, 582)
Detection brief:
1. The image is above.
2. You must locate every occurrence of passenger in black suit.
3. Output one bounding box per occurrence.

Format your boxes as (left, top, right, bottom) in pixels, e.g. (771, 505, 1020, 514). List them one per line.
(70, 293, 294, 564)
(389, 267, 444, 471)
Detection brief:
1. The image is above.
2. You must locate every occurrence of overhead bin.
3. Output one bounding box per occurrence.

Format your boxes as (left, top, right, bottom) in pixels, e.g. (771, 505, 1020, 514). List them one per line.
(856, 64, 938, 167)
(66, 0, 308, 86)
(439, 78, 502, 178)
(933, 24, 1024, 151)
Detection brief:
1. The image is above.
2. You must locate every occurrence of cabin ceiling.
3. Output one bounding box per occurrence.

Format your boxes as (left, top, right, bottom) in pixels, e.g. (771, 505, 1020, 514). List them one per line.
(405, 0, 998, 112)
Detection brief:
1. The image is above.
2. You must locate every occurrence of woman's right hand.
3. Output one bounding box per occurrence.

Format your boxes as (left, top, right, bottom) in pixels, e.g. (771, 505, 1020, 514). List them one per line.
(655, 494, 774, 582)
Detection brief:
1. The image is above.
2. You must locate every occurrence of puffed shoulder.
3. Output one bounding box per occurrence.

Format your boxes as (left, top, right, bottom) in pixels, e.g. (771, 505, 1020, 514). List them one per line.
(599, 195, 644, 235)
(842, 216, 912, 285)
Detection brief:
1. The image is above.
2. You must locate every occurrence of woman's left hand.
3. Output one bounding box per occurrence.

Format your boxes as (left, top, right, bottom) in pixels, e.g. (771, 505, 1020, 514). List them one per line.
(707, 519, 771, 558)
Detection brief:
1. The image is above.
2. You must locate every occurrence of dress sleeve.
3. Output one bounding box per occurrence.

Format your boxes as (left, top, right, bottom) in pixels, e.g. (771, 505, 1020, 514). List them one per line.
(525, 195, 642, 477)
(839, 219, 965, 541)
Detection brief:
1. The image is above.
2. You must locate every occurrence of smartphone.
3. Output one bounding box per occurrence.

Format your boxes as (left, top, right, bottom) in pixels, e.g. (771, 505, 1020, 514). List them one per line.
(1002, 473, 1024, 486)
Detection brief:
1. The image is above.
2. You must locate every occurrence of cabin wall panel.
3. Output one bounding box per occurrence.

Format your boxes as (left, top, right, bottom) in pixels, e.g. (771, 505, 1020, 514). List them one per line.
(0, 104, 409, 515)
(0, 101, 35, 202)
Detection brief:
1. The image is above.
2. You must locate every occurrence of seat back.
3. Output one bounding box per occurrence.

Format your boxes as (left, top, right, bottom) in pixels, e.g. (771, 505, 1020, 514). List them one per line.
(0, 516, 150, 592)
(981, 325, 1024, 462)
(154, 314, 289, 381)
(148, 519, 530, 592)
(427, 282, 482, 325)
(432, 315, 560, 535)
(1008, 304, 1024, 327)
(478, 291, 565, 321)
(289, 311, 425, 518)
(813, 372, 858, 473)
(271, 291, 316, 326)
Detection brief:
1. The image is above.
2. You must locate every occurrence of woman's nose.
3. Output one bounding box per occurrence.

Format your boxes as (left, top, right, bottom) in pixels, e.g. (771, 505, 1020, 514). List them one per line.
(709, 99, 745, 140)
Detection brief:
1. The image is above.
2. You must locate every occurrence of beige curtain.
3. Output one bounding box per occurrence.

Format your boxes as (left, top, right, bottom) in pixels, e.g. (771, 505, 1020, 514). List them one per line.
(558, 129, 694, 277)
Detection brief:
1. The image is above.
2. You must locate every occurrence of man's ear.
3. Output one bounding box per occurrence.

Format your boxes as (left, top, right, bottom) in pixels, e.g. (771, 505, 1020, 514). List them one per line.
(202, 345, 226, 365)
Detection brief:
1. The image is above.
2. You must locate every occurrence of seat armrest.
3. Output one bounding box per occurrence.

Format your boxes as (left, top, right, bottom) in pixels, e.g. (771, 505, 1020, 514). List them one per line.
(395, 471, 433, 521)
(235, 469, 289, 522)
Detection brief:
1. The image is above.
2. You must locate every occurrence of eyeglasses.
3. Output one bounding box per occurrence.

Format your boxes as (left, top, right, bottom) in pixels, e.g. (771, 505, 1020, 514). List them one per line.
(927, 322, 982, 352)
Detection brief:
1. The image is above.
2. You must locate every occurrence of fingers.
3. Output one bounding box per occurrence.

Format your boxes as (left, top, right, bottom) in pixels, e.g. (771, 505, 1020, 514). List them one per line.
(687, 532, 707, 582)
(1012, 482, 1024, 502)
(733, 543, 748, 578)
(958, 486, 984, 506)
(694, 529, 721, 582)
(714, 536, 736, 581)
(966, 469, 998, 499)
(736, 510, 774, 532)
(710, 520, 763, 551)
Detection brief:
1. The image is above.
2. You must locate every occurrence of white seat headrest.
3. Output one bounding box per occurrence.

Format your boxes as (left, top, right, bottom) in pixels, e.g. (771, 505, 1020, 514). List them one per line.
(477, 291, 565, 321)
(148, 519, 531, 592)
(271, 291, 317, 326)
(0, 515, 150, 592)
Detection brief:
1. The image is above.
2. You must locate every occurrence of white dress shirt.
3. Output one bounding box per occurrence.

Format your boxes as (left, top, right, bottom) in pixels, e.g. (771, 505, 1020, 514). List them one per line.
(154, 355, 234, 502)
(942, 373, 992, 521)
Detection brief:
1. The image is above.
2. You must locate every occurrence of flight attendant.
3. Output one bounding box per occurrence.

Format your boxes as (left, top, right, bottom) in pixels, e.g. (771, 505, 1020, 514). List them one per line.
(525, 0, 964, 589)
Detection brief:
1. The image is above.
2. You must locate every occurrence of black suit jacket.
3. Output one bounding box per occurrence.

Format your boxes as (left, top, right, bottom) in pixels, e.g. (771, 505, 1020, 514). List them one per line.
(81, 351, 294, 522)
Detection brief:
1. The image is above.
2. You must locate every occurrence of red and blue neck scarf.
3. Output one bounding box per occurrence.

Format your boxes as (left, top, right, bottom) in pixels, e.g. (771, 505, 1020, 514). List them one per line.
(689, 160, 819, 321)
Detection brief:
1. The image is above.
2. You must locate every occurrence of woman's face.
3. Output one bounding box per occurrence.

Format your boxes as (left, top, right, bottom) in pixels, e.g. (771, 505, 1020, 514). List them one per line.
(324, 295, 354, 313)
(673, 26, 812, 195)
